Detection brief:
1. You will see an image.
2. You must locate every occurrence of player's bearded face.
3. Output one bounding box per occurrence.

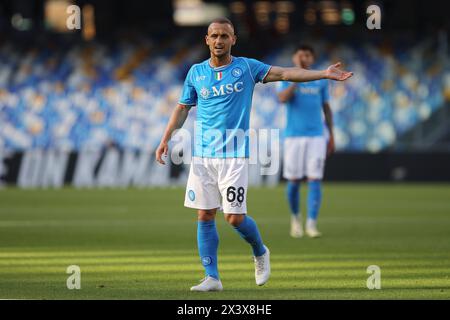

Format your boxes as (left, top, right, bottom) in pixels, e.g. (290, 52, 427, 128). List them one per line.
(206, 23, 236, 59)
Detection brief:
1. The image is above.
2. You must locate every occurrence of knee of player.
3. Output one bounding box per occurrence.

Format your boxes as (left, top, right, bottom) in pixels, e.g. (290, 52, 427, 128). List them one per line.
(224, 214, 244, 227)
(197, 209, 216, 221)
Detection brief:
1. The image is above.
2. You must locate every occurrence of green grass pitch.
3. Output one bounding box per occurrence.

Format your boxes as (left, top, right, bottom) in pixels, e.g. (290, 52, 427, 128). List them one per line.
(0, 183, 449, 299)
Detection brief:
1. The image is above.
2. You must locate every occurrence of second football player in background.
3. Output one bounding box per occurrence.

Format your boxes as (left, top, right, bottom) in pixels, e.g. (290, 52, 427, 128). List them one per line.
(277, 45, 335, 238)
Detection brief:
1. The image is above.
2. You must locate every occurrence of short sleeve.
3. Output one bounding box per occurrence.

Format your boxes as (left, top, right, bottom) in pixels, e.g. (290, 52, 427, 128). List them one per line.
(244, 58, 271, 83)
(179, 66, 197, 106)
(276, 81, 290, 93)
(321, 80, 330, 103)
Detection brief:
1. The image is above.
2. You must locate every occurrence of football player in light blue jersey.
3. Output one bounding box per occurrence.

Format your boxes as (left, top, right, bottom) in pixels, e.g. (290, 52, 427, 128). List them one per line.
(277, 45, 335, 238)
(156, 18, 352, 292)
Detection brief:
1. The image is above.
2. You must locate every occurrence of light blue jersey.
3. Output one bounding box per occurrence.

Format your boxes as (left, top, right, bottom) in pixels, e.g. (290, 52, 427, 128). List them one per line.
(179, 56, 271, 158)
(277, 79, 329, 137)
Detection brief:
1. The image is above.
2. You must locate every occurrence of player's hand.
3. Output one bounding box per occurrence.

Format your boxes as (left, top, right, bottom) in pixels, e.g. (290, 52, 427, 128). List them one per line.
(327, 135, 336, 157)
(155, 142, 169, 165)
(325, 62, 353, 81)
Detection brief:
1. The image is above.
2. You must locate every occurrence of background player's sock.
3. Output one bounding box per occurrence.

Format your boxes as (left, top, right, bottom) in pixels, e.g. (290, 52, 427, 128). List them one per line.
(233, 215, 266, 257)
(197, 220, 219, 280)
(307, 180, 322, 224)
(286, 181, 300, 216)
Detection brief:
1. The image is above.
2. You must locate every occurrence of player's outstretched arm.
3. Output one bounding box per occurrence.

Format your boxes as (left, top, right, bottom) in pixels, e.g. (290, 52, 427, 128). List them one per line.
(156, 104, 191, 165)
(264, 62, 353, 83)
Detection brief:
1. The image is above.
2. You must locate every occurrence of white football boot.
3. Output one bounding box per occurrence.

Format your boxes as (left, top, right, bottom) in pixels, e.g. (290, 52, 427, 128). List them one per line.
(254, 245, 270, 286)
(305, 219, 322, 238)
(190, 276, 223, 292)
(290, 215, 304, 238)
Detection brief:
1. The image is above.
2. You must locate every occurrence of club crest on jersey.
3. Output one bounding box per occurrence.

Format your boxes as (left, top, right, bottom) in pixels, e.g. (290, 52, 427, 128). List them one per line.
(232, 67, 243, 78)
(214, 71, 223, 81)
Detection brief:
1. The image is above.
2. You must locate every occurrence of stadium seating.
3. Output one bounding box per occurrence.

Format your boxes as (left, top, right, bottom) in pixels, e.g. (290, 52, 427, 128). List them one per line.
(0, 37, 448, 152)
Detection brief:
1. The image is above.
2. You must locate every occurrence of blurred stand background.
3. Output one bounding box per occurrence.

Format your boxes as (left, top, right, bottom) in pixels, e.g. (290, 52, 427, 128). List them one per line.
(0, 0, 449, 187)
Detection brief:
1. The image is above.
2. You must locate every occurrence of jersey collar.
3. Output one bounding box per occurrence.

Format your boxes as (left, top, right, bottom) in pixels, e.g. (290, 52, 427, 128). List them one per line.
(208, 56, 234, 71)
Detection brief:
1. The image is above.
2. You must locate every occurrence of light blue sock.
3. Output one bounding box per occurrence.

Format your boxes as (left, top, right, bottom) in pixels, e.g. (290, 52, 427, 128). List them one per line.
(307, 180, 322, 221)
(197, 220, 219, 280)
(286, 181, 300, 216)
(233, 215, 266, 257)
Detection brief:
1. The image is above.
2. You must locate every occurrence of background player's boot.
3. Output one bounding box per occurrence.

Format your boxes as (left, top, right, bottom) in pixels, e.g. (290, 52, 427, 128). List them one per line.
(254, 245, 270, 286)
(290, 215, 304, 238)
(305, 219, 322, 238)
(190, 276, 223, 292)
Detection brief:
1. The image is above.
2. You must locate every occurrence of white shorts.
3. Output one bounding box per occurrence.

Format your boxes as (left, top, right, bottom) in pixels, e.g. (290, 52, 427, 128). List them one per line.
(184, 157, 248, 214)
(283, 136, 326, 180)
